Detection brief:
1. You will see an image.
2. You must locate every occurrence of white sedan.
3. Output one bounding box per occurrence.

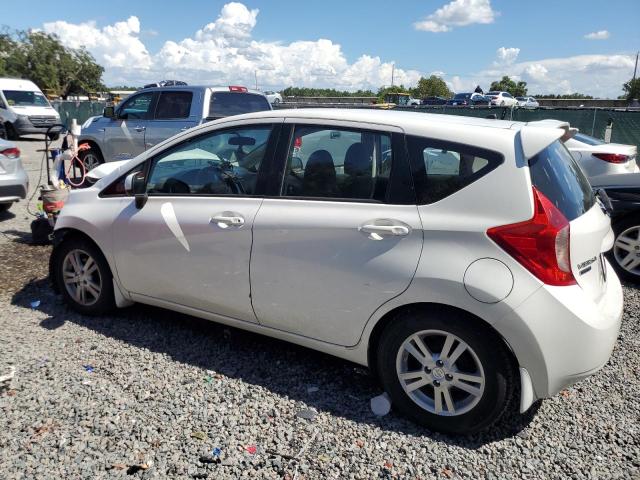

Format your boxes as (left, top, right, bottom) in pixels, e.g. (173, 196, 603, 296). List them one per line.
(263, 91, 282, 105)
(485, 91, 519, 107)
(516, 97, 540, 108)
(565, 132, 638, 178)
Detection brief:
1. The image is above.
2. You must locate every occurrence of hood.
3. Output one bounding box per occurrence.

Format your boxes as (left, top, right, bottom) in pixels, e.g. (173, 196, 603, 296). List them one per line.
(86, 159, 131, 181)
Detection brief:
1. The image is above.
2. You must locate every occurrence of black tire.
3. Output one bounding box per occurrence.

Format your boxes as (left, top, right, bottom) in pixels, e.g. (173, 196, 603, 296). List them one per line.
(53, 236, 115, 315)
(607, 214, 640, 283)
(48, 132, 60, 141)
(4, 122, 18, 140)
(0, 203, 11, 213)
(376, 308, 517, 435)
(78, 147, 104, 172)
(0, 123, 6, 139)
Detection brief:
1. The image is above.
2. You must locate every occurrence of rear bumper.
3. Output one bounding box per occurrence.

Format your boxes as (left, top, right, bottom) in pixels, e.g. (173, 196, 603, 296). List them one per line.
(0, 166, 29, 202)
(497, 263, 623, 400)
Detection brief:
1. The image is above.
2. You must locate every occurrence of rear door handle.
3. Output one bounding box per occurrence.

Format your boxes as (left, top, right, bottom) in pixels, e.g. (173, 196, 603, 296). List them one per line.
(359, 221, 410, 240)
(210, 212, 245, 228)
(134, 126, 146, 133)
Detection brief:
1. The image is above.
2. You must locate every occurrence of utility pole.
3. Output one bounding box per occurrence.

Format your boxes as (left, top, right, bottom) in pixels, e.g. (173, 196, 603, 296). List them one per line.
(391, 63, 395, 87)
(255, 70, 258, 90)
(633, 51, 639, 82)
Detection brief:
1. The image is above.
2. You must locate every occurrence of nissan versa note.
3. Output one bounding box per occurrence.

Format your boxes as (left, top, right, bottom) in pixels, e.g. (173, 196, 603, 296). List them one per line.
(50, 109, 623, 434)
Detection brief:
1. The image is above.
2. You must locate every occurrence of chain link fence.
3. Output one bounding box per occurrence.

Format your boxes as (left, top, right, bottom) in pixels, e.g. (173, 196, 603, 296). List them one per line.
(51, 100, 640, 151)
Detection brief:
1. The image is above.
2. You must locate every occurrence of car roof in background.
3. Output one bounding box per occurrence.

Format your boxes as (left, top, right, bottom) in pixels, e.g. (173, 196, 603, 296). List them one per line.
(0, 78, 41, 91)
(136, 85, 265, 95)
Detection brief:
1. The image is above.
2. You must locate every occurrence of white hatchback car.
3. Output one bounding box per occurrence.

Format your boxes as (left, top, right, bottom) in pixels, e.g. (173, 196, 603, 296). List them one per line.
(485, 91, 519, 107)
(50, 109, 623, 434)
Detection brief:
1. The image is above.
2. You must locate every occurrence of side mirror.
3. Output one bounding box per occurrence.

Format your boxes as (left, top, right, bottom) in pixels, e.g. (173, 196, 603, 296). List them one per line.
(124, 171, 148, 209)
(103, 106, 116, 119)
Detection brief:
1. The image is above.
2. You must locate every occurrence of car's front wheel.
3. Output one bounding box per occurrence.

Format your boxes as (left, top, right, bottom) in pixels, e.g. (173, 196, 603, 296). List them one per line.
(376, 308, 516, 434)
(54, 236, 115, 315)
(78, 148, 104, 172)
(609, 215, 640, 283)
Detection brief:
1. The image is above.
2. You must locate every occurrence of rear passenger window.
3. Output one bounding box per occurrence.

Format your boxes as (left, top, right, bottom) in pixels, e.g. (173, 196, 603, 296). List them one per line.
(407, 136, 503, 204)
(281, 126, 391, 202)
(154, 91, 193, 119)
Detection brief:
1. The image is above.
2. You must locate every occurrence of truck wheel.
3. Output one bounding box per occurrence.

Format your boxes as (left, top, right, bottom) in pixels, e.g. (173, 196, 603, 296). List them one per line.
(79, 148, 104, 171)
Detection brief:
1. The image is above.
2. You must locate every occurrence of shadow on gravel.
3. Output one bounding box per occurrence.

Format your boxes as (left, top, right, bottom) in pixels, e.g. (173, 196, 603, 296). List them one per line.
(0, 209, 16, 222)
(12, 271, 538, 448)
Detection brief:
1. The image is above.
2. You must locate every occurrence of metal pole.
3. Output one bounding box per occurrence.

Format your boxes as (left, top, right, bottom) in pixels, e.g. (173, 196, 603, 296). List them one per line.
(591, 108, 597, 136)
(633, 51, 639, 82)
(391, 63, 395, 87)
(254, 71, 258, 90)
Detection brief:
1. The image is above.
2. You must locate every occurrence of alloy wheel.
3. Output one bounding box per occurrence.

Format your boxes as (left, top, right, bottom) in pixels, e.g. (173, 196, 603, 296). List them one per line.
(613, 225, 640, 275)
(396, 329, 485, 416)
(62, 249, 102, 306)
(82, 153, 101, 171)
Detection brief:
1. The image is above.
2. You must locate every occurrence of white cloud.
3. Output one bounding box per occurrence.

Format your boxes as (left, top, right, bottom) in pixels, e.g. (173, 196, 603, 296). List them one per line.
(43, 16, 152, 69)
(414, 0, 496, 32)
(584, 30, 610, 40)
(40, 3, 633, 97)
(493, 47, 520, 66)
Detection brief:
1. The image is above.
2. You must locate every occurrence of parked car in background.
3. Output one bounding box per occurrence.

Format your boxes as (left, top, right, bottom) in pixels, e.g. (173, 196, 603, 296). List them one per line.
(0, 138, 28, 212)
(421, 96, 448, 106)
(0, 78, 62, 140)
(485, 91, 518, 107)
(590, 172, 640, 283)
(78, 85, 272, 169)
(51, 109, 622, 435)
(565, 132, 638, 178)
(446, 93, 490, 106)
(516, 96, 540, 108)
(263, 91, 283, 105)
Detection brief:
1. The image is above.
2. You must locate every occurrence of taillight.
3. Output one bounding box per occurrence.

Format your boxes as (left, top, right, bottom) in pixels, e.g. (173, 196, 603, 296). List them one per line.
(487, 187, 576, 286)
(229, 86, 248, 92)
(294, 137, 302, 149)
(593, 153, 629, 164)
(0, 147, 20, 159)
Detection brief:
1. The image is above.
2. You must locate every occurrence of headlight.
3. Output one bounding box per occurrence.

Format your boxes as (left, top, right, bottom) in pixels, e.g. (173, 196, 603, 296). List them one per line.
(82, 117, 95, 129)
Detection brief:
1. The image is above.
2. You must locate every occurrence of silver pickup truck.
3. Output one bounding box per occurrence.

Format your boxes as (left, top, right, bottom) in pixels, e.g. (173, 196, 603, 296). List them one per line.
(78, 85, 272, 168)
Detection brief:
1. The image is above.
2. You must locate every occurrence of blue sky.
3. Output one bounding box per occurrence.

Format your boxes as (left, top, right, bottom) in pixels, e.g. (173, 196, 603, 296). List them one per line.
(5, 0, 640, 97)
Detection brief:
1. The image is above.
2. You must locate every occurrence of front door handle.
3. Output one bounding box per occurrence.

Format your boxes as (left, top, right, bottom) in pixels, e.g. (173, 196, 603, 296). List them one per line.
(210, 212, 245, 228)
(359, 221, 410, 240)
(134, 126, 146, 133)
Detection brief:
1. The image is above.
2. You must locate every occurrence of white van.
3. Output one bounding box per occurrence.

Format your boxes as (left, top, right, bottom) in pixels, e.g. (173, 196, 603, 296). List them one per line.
(0, 78, 61, 139)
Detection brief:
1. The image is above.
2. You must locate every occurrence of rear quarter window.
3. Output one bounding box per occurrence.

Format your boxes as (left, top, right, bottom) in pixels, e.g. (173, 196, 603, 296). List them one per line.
(407, 136, 503, 204)
(208, 92, 271, 119)
(529, 140, 596, 221)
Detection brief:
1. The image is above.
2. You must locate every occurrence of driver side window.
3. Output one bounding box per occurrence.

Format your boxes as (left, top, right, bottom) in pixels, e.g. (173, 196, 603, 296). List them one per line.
(146, 125, 272, 196)
(119, 92, 154, 120)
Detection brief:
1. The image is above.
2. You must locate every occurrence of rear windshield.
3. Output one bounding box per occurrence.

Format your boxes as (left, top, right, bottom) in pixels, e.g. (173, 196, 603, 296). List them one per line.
(573, 132, 605, 146)
(454, 93, 471, 99)
(3, 90, 50, 107)
(208, 92, 270, 119)
(529, 140, 595, 221)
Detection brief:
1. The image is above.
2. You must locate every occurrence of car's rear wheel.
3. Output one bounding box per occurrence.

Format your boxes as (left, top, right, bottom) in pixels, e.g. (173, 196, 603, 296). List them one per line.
(4, 122, 18, 140)
(376, 308, 516, 434)
(0, 203, 11, 213)
(609, 215, 640, 283)
(54, 237, 115, 315)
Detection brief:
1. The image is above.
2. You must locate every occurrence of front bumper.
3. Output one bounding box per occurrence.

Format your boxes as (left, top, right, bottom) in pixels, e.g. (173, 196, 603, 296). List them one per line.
(0, 163, 29, 202)
(12, 116, 62, 136)
(497, 262, 623, 401)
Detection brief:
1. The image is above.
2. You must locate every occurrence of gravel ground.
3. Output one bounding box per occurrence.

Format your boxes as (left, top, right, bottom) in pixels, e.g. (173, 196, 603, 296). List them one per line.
(0, 138, 639, 479)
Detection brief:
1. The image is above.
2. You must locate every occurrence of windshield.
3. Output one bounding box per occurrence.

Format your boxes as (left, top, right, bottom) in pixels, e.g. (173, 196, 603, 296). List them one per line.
(208, 92, 271, 119)
(529, 140, 596, 221)
(454, 93, 471, 100)
(3, 90, 50, 107)
(574, 132, 605, 146)
(486, 92, 500, 96)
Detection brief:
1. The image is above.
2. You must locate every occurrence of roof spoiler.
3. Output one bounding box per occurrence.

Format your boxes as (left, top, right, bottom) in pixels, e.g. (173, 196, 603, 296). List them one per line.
(520, 120, 578, 159)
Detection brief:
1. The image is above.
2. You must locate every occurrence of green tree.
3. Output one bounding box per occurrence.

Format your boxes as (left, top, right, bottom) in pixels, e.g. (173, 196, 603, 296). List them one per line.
(534, 93, 594, 99)
(376, 85, 410, 102)
(489, 75, 527, 97)
(0, 29, 104, 98)
(281, 87, 375, 98)
(622, 78, 640, 100)
(411, 75, 452, 99)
